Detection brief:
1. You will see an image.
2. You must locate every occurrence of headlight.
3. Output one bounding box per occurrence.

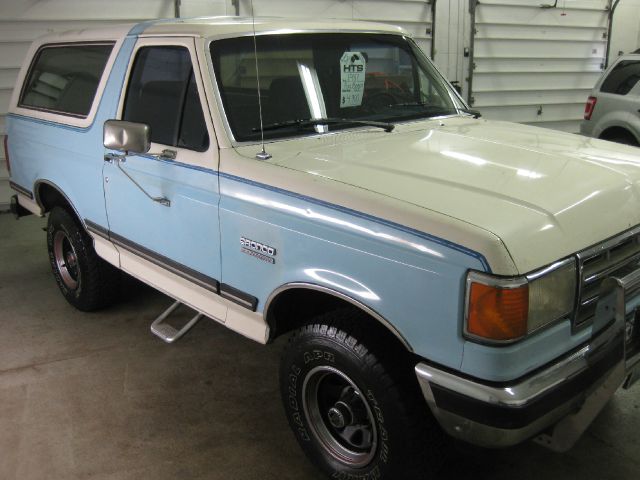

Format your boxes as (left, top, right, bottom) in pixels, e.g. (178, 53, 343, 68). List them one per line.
(464, 258, 577, 344)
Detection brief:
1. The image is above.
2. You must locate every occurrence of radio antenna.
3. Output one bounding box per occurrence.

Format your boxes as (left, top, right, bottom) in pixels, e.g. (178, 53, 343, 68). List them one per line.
(251, 0, 271, 160)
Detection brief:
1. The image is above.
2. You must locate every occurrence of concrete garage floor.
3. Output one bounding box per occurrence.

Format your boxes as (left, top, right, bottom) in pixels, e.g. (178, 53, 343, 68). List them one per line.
(0, 213, 639, 480)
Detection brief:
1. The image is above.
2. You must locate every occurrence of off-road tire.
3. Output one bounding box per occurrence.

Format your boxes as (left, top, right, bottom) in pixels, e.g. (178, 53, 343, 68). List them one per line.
(280, 309, 446, 480)
(46, 206, 120, 311)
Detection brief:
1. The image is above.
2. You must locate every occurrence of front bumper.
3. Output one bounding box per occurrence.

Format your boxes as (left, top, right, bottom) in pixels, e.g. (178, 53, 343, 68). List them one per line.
(416, 270, 640, 451)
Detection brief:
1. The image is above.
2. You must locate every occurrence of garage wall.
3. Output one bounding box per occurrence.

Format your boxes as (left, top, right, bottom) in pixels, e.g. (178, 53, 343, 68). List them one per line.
(610, 0, 640, 58)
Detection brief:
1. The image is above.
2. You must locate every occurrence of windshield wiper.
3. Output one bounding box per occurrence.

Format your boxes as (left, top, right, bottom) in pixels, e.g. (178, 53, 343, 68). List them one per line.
(253, 117, 395, 133)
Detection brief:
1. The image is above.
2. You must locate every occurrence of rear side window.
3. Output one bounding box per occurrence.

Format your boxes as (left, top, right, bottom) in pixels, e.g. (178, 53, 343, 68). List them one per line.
(19, 43, 114, 117)
(122, 46, 209, 152)
(601, 60, 640, 95)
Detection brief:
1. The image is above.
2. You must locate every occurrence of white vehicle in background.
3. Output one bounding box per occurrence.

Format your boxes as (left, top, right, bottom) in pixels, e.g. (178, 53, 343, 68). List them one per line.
(581, 52, 640, 145)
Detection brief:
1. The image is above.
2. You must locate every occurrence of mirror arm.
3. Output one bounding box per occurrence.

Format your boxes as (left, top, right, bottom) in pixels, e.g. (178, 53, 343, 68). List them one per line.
(104, 153, 171, 207)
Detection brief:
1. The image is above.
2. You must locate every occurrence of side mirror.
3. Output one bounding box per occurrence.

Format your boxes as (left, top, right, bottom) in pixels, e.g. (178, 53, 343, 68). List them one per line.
(103, 120, 151, 154)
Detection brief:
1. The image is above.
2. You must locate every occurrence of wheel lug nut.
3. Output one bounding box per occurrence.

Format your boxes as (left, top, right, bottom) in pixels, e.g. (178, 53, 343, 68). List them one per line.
(328, 407, 346, 428)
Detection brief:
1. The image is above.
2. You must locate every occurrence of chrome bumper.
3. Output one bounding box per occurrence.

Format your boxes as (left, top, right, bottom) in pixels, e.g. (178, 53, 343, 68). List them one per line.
(416, 270, 640, 451)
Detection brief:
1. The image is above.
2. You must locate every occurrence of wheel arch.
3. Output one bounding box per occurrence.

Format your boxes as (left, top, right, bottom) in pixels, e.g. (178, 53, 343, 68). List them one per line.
(599, 125, 640, 144)
(265, 282, 413, 353)
(34, 179, 84, 224)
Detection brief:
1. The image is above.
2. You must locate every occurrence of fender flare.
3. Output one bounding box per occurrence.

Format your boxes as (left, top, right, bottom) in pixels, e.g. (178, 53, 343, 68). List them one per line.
(33, 179, 86, 228)
(264, 282, 413, 352)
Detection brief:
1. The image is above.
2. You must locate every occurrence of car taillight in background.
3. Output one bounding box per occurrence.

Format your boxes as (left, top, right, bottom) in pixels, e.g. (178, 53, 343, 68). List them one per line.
(3, 135, 9, 175)
(584, 96, 597, 120)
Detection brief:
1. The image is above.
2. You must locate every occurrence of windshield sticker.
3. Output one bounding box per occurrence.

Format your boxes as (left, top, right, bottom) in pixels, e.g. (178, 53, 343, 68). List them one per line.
(340, 52, 367, 108)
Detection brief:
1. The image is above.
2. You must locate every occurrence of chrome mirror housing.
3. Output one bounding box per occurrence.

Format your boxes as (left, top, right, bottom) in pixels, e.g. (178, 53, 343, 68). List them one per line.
(103, 119, 151, 154)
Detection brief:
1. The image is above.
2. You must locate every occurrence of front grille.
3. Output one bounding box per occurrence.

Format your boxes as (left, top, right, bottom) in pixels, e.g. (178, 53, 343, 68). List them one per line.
(576, 227, 640, 327)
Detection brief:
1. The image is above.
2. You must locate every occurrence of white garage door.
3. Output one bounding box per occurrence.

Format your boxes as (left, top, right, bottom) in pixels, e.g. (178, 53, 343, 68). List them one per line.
(467, 0, 611, 133)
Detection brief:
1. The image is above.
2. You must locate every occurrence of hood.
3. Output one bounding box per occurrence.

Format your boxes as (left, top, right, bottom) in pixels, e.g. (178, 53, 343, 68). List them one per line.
(241, 117, 640, 273)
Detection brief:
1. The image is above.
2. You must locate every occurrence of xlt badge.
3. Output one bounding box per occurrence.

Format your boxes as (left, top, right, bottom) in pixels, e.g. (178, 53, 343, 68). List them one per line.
(240, 237, 276, 264)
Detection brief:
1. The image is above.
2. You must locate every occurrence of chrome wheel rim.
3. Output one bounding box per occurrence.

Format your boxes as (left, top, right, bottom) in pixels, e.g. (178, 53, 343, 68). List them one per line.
(53, 230, 79, 290)
(302, 365, 378, 467)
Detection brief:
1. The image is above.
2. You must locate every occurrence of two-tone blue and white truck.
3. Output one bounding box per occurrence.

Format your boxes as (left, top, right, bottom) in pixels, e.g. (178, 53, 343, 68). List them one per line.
(5, 16, 640, 479)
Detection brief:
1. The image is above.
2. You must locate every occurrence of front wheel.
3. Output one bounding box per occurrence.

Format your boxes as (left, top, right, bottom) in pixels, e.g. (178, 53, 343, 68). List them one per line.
(47, 206, 120, 311)
(280, 310, 445, 480)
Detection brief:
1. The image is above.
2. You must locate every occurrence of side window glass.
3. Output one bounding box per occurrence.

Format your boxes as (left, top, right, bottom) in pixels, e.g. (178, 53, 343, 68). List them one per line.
(123, 46, 209, 151)
(601, 60, 640, 96)
(20, 43, 114, 117)
(178, 73, 210, 151)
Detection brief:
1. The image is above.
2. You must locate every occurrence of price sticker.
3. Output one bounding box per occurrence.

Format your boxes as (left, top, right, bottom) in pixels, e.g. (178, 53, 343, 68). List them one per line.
(340, 52, 367, 108)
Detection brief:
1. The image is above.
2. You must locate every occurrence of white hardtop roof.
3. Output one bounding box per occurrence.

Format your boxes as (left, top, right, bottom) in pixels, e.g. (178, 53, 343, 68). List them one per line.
(140, 16, 407, 37)
(32, 16, 407, 44)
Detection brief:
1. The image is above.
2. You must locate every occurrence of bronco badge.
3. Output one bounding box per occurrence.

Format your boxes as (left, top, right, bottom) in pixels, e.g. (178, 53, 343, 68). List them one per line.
(240, 237, 276, 264)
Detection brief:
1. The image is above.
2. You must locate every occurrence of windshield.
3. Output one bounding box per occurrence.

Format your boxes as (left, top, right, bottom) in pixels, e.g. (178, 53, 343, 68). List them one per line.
(210, 33, 462, 142)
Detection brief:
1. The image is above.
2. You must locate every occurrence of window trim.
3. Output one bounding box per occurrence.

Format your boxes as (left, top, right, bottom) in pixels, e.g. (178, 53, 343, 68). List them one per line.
(599, 58, 640, 96)
(205, 31, 465, 147)
(15, 41, 117, 125)
(116, 37, 216, 168)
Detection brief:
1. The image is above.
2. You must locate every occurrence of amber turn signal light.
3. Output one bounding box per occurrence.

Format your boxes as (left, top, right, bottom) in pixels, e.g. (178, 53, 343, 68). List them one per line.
(467, 282, 529, 342)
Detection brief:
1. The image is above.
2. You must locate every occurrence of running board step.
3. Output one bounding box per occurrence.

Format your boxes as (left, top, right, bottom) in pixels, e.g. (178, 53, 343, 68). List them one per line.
(150, 300, 203, 344)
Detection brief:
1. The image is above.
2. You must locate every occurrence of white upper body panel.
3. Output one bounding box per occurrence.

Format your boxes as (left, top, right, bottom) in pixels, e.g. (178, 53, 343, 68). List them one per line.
(237, 116, 640, 274)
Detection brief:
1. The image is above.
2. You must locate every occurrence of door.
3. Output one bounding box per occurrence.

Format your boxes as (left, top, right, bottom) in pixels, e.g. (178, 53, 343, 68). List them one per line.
(103, 37, 223, 308)
(462, 0, 610, 133)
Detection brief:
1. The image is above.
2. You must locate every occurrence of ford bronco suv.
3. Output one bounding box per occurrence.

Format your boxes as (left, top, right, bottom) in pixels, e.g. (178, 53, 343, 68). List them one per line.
(6, 17, 640, 480)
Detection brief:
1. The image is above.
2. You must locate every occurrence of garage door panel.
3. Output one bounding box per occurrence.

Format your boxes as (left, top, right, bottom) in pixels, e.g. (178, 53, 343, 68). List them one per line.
(479, 0, 606, 7)
(475, 57, 604, 73)
(0, 69, 19, 92)
(480, 103, 584, 123)
(0, 90, 12, 115)
(0, 42, 32, 69)
(473, 71, 602, 91)
(0, 20, 138, 43)
(474, 89, 591, 108)
(474, 39, 605, 59)
(353, 0, 431, 23)
(476, 24, 607, 42)
(476, 3, 608, 27)
(470, 0, 609, 132)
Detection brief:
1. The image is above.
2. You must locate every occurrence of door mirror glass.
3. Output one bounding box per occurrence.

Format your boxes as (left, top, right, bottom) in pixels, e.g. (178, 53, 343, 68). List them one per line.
(103, 119, 151, 154)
